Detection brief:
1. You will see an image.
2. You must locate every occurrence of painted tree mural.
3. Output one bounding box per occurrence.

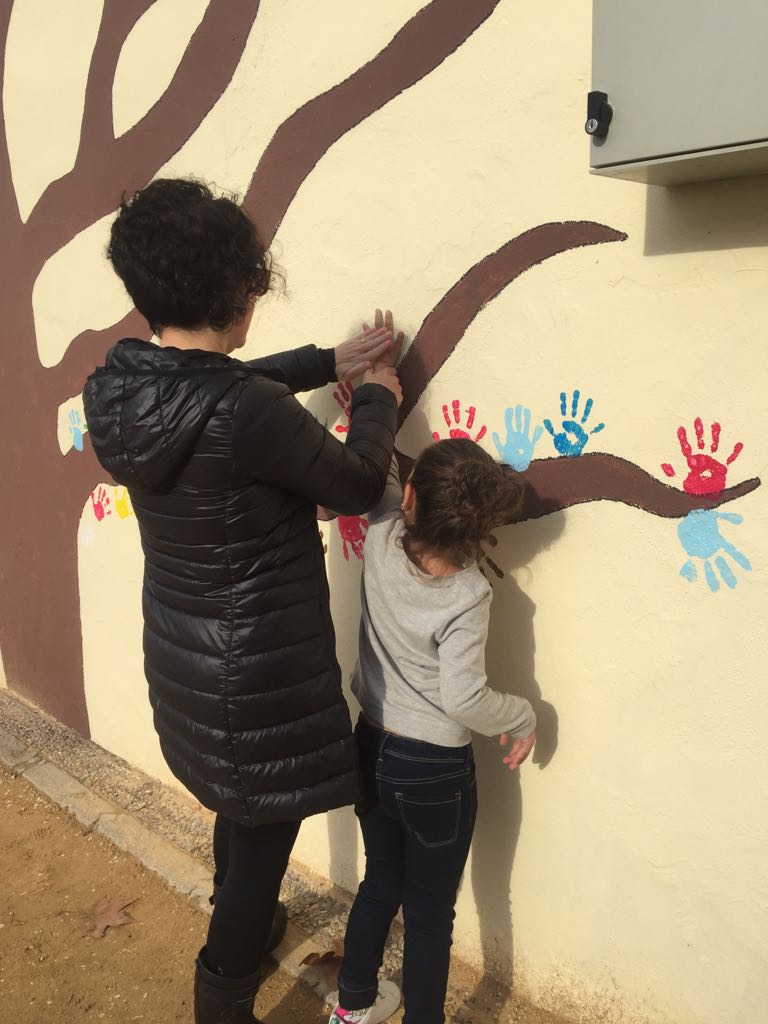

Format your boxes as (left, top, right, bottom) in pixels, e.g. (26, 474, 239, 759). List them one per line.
(0, 0, 760, 736)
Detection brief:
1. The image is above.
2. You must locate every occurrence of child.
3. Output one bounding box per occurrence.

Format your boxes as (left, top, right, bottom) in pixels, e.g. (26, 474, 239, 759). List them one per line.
(330, 438, 537, 1024)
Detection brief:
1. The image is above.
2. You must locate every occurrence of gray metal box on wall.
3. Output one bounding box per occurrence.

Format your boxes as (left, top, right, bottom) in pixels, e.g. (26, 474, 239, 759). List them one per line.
(589, 0, 768, 185)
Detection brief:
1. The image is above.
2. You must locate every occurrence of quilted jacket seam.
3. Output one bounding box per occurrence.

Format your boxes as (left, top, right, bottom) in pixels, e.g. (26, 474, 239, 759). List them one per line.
(143, 620, 223, 660)
(220, 381, 250, 822)
(117, 373, 136, 484)
(147, 661, 330, 703)
(152, 348, 174, 469)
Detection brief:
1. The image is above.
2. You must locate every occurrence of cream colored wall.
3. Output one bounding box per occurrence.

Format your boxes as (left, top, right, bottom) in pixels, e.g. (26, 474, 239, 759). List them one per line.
(11, 2, 768, 1022)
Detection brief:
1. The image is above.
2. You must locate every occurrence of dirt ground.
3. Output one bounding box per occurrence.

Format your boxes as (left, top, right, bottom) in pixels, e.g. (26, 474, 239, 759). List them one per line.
(0, 764, 325, 1024)
(0, 761, 569, 1024)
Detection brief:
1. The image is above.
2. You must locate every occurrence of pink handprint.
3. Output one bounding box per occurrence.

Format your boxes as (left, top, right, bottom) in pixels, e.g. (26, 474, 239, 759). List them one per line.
(90, 485, 112, 522)
(661, 418, 743, 496)
(337, 514, 368, 560)
(333, 381, 353, 434)
(432, 399, 487, 442)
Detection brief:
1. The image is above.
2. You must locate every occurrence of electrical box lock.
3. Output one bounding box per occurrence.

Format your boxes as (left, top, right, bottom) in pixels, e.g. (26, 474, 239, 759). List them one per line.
(585, 90, 613, 139)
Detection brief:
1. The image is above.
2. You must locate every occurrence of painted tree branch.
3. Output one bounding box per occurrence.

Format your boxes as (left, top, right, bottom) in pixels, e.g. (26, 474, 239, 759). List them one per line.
(76, 0, 155, 162)
(43, 2, 154, 397)
(397, 221, 628, 427)
(53, 0, 500, 395)
(244, 0, 502, 245)
(518, 453, 760, 522)
(0, 0, 21, 234)
(41, 0, 261, 394)
(26, 0, 261, 262)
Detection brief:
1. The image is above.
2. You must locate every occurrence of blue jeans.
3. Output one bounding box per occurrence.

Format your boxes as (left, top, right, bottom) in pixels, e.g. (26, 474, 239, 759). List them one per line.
(338, 716, 477, 1024)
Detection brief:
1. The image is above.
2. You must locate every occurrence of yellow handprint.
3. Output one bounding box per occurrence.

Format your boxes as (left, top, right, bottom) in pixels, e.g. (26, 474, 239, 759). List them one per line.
(114, 486, 134, 519)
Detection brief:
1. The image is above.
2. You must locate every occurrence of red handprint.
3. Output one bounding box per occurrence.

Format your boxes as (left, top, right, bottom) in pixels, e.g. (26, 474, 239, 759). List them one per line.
(661, 418, 743, 496)
(337, 515, 368, 560)
(333, 381, 353, 434)
(90, 485, 112, 522)
(432, 399, 487, 442)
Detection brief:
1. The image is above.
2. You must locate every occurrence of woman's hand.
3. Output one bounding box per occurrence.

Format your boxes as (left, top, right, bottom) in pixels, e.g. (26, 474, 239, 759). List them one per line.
(499, 730, 536, 771)
(363, 308, 405, 368)
(362, 364, 402, 406)
(334, 325, 392, 380)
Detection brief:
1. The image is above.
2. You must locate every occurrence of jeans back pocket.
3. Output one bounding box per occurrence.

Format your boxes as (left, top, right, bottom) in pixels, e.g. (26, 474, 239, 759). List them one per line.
(395, 790, 462, 848)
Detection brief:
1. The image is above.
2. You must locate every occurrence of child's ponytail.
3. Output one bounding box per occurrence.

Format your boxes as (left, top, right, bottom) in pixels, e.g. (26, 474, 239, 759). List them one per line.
(405, 438, 525, 565)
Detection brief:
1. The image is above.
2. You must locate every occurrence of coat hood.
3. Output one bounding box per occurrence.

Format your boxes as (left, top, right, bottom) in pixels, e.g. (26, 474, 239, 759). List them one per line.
(83, 338, 256, 491)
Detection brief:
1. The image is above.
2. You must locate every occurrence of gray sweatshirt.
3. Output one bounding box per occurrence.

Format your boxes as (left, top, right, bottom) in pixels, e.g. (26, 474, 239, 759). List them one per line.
(350, 459, 536, 747)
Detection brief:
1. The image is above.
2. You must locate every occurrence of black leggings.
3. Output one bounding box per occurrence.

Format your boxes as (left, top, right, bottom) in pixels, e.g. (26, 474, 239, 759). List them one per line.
(205, 813, 300, 979)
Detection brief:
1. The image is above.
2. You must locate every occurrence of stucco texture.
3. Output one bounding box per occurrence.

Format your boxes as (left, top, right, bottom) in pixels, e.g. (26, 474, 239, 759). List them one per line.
(1, 3, 766, 1023)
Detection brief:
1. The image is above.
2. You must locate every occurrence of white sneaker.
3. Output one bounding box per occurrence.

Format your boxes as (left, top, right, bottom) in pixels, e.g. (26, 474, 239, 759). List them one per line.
(327, 980, 401, 1024)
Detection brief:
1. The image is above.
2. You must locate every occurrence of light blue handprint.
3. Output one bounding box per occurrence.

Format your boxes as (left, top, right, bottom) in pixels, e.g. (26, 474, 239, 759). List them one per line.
(68, 409, 86, 452)
(493, 404, 543, 471)
(678, 509, 752, 593)
(543, 390, 605, 457)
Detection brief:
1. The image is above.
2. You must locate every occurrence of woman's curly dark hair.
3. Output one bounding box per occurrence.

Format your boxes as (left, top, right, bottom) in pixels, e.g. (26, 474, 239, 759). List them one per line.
(404, 438, 526, 566)
(107, 178, 273, 334)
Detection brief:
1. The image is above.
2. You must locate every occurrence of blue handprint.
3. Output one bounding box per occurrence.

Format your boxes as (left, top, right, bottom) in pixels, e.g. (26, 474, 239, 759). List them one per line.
(68, 409, 85, 452)
(678, 509, 752, 593)
(544, 390, 605, 457)
(493, 404, 543, 471)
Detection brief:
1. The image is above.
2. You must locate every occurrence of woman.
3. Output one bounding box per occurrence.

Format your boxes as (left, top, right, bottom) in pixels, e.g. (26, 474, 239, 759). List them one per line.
(83, 178, 402, 1023)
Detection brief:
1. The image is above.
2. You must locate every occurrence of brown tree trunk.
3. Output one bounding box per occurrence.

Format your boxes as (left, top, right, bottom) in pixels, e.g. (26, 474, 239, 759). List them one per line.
(0, 476, 91, 734)
(0, 271, 99, 734)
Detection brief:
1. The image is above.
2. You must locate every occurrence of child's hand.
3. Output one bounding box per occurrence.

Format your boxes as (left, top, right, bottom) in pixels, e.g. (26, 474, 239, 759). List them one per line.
(499, 730, 536, 770)
(362, 309, 404, 369)
(362, 364, 402, 406)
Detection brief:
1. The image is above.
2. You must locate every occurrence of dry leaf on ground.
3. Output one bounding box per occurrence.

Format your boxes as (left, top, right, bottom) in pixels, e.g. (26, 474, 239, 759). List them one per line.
(84, 897, 140, 939)
(299, 943, 344, 997)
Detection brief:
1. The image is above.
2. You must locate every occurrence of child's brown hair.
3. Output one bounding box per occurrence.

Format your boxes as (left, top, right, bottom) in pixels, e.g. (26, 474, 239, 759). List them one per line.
(404, 438, 525, 566)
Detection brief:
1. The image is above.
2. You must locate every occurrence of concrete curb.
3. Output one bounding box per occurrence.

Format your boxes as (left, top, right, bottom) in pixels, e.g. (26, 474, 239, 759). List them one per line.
(0, 723, 333, 999)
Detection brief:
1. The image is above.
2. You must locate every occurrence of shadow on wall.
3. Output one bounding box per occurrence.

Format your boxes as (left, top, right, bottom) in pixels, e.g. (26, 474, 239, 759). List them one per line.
(304, 382, 372, 896)
(321, 524, 364, 897)
(456, 510, 564, 1019)
(644, 173, 768, 255)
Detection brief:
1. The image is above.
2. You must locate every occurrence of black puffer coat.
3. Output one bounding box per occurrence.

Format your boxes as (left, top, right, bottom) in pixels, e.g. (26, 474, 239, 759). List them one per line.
(83, 339, 397, 826)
